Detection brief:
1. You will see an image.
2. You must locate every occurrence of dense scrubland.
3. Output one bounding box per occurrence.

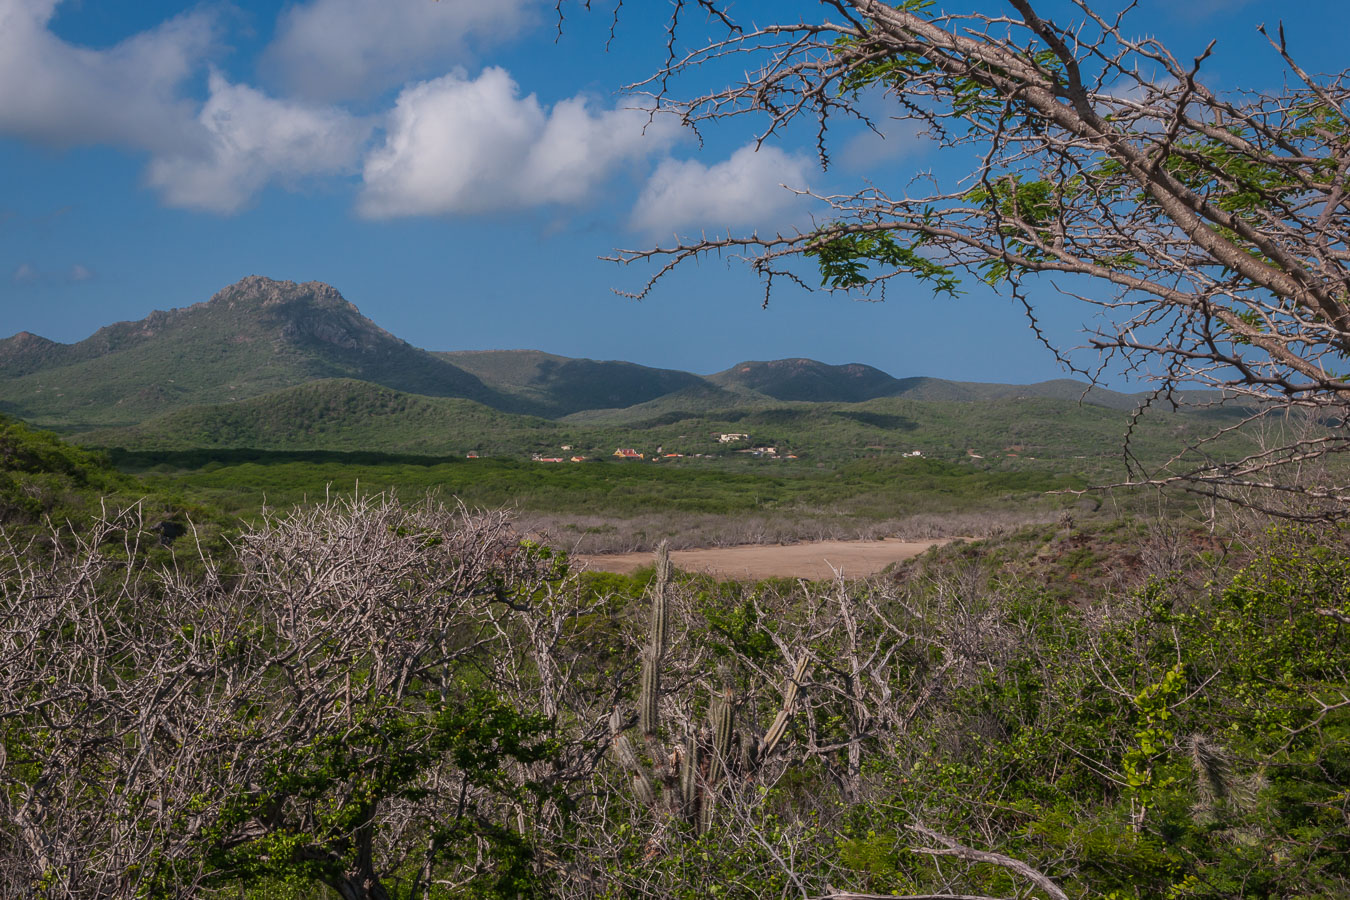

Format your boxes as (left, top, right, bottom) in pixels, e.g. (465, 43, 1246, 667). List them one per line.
(10, 0, 1350, 890)
(2, 414, 1348, 900)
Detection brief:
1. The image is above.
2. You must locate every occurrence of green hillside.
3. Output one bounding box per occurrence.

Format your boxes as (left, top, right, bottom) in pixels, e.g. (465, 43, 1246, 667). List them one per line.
(1, 274, 1250, 482)
(77, 379, 564, 456)
(0, 276, 501, 427)
(0, 415, 128, 525)
(0, 414, 233, 554)
(561, 381, 776, 424)
(888, 375, 1146, 409)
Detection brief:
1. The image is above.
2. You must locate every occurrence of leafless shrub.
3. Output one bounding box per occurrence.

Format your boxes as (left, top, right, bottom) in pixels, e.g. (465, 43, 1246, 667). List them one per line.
(0, 496, 607, 899)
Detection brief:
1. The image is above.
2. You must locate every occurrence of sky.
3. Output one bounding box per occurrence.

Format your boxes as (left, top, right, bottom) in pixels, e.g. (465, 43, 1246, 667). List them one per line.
(1, 0, 1347, 383)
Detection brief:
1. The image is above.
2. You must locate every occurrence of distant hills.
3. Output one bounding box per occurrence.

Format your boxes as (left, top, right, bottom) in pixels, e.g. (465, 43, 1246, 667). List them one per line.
(0, 275, 1236, 460)
(435, 349, 706, 418)
(708, 358, 1150, 410)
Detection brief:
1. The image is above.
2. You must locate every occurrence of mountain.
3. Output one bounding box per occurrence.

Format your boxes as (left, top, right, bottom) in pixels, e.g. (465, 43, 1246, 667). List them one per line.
(710, 358, 906, 402)
(0, 331, 72, 378)
(435, 349, 706, 417)
(2, 275, 1227, 438)
(0, 276, 502, 427)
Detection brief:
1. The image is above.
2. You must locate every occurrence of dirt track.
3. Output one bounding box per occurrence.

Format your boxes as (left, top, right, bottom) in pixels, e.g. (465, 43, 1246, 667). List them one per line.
(578, 538, 953, 581)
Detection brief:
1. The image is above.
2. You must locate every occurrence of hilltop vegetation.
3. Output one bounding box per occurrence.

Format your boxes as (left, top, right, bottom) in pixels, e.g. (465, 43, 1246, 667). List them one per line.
(79, 377, 1242, 474)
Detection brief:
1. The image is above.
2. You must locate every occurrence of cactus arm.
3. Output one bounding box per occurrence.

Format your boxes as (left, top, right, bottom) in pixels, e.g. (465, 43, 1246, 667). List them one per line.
(759, 656, 811, 760)
(679, 731, 699, 816)
(610, 707, 656, 805)
(707, 691, 735, 785)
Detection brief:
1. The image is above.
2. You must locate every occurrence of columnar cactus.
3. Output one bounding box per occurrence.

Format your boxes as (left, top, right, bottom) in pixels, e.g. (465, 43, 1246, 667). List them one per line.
(610, 543, 810, 833)
(638, 544, 669, 738)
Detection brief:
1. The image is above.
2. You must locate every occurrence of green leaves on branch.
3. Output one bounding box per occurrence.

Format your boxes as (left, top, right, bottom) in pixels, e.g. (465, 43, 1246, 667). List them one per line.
(806, 228, 959, 295)
(198, 690, 558, 898)
(1122, 663, 1186, 813)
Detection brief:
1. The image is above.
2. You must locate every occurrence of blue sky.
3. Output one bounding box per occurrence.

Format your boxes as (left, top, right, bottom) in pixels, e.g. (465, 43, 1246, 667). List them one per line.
(2, 0, 1346, 383)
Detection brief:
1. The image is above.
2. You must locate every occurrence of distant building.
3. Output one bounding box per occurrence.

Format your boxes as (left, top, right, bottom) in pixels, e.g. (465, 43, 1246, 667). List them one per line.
(535, 457, 565, 463)
(570, 456, 587, 463)
(717, 433, 749, 443)
(561, 444, 573, 450)
(466, 451, 480, 459)
(613, 448, 644, 459)
(903, 450, 923, 457)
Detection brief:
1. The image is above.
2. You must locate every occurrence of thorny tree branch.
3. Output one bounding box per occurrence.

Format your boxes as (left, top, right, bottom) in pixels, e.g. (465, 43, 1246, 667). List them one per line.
(570, 0, 1350, 517)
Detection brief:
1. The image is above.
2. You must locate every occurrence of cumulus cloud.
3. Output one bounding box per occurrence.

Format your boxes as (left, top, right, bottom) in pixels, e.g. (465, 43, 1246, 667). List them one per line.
(69, 264, 94, 281)
(629, 144, 815, 234)
(145, 73, 372, 214)
(263, 0, 537, 102)
(0, 0, 213, 153)
(12, 263, 38, 284)
(358, 68, 680, 219)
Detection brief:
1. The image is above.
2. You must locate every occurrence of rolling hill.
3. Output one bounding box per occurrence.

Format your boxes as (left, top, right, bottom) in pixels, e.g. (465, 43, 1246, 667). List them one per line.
(709, 358, 906, 402)
(75, 379, 565, 457)
(709, 359, 1152, 410)
(435, 349, 706, 417)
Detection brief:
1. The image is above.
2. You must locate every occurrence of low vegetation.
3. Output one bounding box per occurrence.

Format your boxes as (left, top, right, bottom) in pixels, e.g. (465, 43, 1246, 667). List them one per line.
(106, 447, 1090, 551)
(2, 477, 1346, 898)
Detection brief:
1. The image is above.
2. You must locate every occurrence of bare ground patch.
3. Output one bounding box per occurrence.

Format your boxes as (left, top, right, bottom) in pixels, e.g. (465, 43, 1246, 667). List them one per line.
(578, 537, 955, 581)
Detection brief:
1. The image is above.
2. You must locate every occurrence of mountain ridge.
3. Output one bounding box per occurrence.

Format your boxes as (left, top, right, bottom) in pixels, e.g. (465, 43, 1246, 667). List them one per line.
(2, 275, 1208, 430)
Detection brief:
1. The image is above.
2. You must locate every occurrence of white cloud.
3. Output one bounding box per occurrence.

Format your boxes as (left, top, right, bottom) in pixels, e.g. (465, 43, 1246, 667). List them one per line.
(263, 0, 537, 102)
(0, 2, 369, 213)
(358, 67, 680, 219)
(9, 261, 96, 284)
(0, 0, 213, 153)
(836, 119, 927, 172)
(629, 144, 815, 234)
(145, 73, 372, 214)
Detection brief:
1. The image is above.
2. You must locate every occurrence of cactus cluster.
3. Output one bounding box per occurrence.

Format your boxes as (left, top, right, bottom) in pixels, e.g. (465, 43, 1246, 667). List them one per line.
(609, 543, 810, 832)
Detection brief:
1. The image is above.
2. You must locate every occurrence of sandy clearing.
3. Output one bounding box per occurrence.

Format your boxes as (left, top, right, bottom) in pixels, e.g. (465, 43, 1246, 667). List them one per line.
(578, 538, 954, 581)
